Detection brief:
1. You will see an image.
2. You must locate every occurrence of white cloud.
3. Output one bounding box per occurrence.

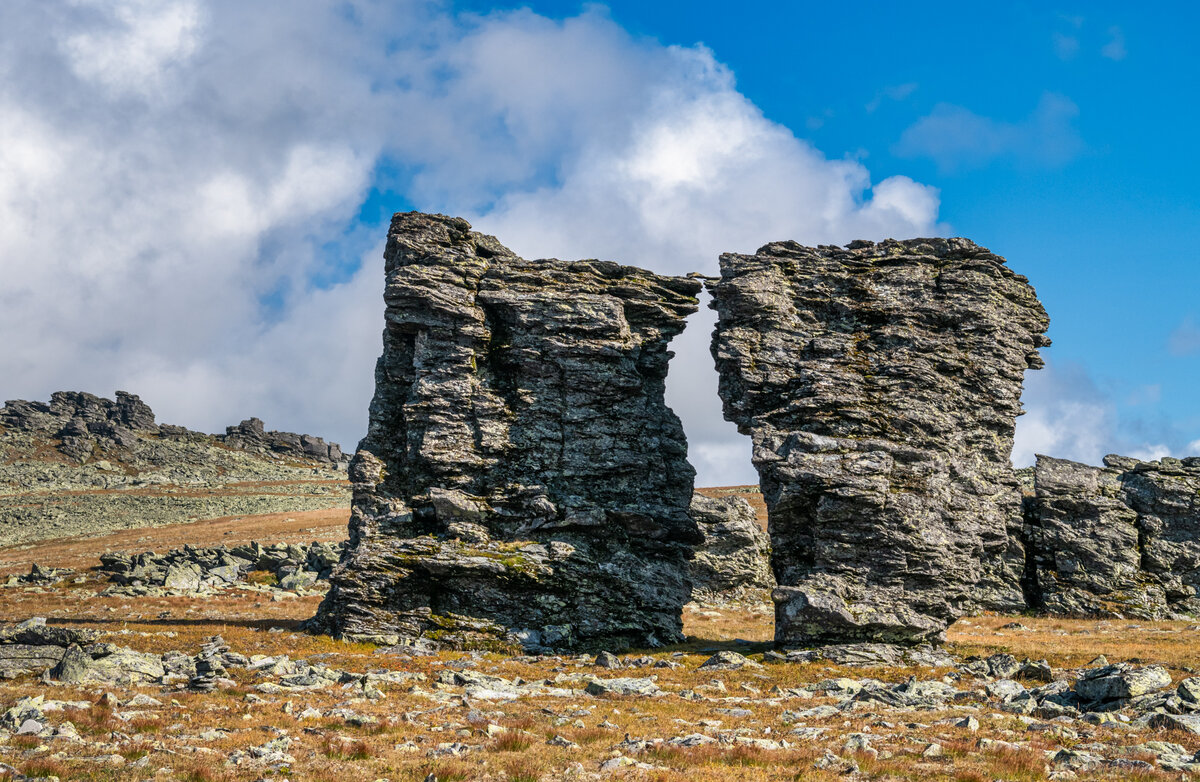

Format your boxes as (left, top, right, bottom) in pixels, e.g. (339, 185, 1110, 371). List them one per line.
(1187, 440, 1200, 457)
(1012, 361, 1116, 467)
(1102, 26, 1127, 61)
(1128, 443, 1173, 462)
(894, 93, 1084, 173)
(61, 0, 204, 97)
(0, 1, 943, 488)
(866, 82, 918, 113)
(1053, 33, 1080, 60)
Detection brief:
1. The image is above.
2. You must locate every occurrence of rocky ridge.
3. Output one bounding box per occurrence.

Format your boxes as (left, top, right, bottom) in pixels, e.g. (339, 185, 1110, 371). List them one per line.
(0, 392, 349, 546)
(314, 213, 705, 653)
(709, 237, 1050, 647)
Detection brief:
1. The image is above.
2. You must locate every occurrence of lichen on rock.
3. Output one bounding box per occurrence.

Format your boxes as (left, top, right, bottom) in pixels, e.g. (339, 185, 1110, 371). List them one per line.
(312, 212, 703, 652)
(708, 237, 1050, 646)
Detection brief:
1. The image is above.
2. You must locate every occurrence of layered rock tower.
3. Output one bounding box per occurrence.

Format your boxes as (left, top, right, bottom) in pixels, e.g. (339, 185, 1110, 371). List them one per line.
(709, 238, 1050, 646)
(313, 213, 702, 652)
(1026, 454, 1200, 619)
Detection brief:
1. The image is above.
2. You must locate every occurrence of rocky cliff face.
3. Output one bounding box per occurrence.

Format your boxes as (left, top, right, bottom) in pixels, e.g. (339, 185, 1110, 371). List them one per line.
(709, 238, 1050, 646)
(1026, 454, 1200, 619)
(313, 213, 702, 652)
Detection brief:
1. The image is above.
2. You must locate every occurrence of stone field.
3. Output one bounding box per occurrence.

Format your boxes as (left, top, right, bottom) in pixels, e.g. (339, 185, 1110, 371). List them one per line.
(0, 504, 1199, 781)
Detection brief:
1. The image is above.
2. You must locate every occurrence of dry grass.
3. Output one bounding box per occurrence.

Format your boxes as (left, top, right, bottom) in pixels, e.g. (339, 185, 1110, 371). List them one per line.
(0, 504, 1198, 781)
(0, 505, 349, 577)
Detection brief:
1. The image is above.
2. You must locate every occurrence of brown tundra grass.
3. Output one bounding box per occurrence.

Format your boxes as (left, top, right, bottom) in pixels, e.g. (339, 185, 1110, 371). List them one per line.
(0, 503, 1198, 780)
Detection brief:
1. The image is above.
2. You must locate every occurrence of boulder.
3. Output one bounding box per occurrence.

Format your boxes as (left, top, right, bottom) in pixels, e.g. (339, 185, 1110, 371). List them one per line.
(708, 238, 1049, 645)
(312, 213, 702, 652)
(1075, 663, 1172, 706)
(1025, 454, 1200, 618)
(687, 493, 773, 597)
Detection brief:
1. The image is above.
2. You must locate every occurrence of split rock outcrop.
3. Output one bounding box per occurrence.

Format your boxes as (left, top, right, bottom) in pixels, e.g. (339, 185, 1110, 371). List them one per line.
(313, 212, 702, 652)
(1025, 454, 1200, 618)
(709, 238, 1049, 646)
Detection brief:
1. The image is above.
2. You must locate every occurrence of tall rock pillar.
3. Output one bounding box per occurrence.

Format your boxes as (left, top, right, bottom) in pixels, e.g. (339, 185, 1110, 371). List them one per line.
(312, 213, 702, 652)
(709, 238, 1049, 646)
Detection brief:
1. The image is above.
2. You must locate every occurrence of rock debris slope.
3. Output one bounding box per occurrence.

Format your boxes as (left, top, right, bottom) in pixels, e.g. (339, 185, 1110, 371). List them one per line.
(709, 238, 1050, 646)
(313, 212, 703, 652)
(1026, 454, 1200, 618)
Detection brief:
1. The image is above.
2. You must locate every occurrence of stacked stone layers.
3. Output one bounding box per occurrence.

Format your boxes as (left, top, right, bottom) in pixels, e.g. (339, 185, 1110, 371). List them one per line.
(709, 238, 1049, 646)
(314, 213, 702, 652)
(1027, 454, 1200, 619)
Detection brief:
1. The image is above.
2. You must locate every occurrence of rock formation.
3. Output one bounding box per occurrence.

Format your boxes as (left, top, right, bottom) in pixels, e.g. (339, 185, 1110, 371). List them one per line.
(1, 391, 157, 462)
(313, 212, 702, 652)
(709, 238, 1050, 646)
(0, 392, 349, 546)
(224, 417, 343, 466)
(0, 392, 344, 468)
(1025, 454, 1200, 619)
(687, 493, 774, 598)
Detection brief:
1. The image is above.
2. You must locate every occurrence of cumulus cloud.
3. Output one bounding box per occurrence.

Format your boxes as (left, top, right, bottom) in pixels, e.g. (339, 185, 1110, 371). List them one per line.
(894, 93, 1084, 173)
(1012, 360, 1115, 467)
(1014, 359, 1199, 467)
(0, 1, 944, 486)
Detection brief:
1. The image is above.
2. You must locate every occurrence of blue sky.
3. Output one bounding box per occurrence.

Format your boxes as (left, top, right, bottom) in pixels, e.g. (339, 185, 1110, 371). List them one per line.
(1, 1, 1196, 484)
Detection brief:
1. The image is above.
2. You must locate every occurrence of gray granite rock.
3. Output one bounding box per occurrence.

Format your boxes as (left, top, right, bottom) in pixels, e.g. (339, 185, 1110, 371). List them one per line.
(1075, 663, 1172, 706)
(312, 213, 702, 652)
(1025, 454, 1200, 618)
(687, 493, 773, 598)
(709, 238, 1048, 645)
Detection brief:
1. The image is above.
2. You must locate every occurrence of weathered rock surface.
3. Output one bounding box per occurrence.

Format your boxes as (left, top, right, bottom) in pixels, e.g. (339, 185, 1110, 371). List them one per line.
(687, 493, 773, 598)
(224, 417, 343, 465)
(95, 540, 344, 594)
(0, 391, 344, 468)
(1026, 454, 1200, 618)
(0, 392, 349, 546)
(709, 238, 1049, 646)
(313, 213, 703, 652)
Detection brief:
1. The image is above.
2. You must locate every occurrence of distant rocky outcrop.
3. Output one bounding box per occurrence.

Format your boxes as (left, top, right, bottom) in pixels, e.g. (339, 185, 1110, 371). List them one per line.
(1, 391, 158, 462)
(1025, 454, 1200, 619)
(0, 391, 345, 468)
(223, 417, 343, 466)
(709, 238, 1049, 646)
(313, 212, 703, 652)
(0, 392, 349, 546)
(687, 493, 773, 598)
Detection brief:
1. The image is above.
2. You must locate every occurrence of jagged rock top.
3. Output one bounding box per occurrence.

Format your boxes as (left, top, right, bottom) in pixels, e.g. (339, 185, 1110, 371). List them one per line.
(362, 212, 701, 519)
